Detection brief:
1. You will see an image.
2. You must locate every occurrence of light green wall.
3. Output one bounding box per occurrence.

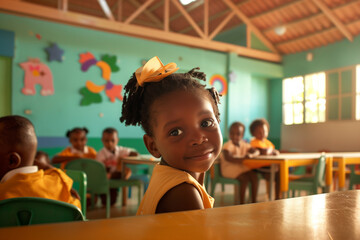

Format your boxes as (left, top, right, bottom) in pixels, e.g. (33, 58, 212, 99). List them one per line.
(0, 56, 11, 116)
(214, 25, 247, 47)
(0, 13, 227, 139)
(268, 78, 282, 149)
(283, 35, 360, 77)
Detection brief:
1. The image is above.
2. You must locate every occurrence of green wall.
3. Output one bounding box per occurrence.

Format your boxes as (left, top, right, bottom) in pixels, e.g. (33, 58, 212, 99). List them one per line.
(0, 13, 284, 153)
(0, 56, 11, 116)
(283, 35, 360, 77)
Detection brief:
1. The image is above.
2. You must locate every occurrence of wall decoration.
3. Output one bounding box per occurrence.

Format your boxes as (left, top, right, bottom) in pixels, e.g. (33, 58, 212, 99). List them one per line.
(19, 58, 54, 96)
(209, 74, 228, 95)
(79, 52, 123, 105)
(36, 33, 42, 40)
(45, 43, 64, 62)
(228, 71, 237, 83)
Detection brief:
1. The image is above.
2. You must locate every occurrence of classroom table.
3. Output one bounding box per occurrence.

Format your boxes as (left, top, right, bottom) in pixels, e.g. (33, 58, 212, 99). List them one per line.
(243, 153, 332, 199)
(328, 152, 360, 191)
(1, 190, 359, 239)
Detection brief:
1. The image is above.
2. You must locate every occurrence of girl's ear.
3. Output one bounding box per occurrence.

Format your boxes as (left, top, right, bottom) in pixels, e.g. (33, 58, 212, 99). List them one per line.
(7, 152, 21, 169)
(143, 134, 161, 158)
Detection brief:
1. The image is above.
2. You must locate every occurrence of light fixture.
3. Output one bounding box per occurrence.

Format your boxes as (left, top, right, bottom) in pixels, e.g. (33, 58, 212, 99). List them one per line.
(179, 0, 196, 5)
(274, 25, 286, 36)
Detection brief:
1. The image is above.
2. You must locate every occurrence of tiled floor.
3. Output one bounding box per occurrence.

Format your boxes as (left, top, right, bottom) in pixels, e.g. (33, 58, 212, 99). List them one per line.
(86, 179, 271, 220)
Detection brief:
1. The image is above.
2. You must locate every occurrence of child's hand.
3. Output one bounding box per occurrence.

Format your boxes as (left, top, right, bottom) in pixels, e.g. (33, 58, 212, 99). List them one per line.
(272, 149, 280, 155)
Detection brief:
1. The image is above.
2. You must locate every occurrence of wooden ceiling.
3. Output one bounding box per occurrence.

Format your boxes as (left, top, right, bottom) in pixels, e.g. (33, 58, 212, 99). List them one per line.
(1, 0, 360, 63)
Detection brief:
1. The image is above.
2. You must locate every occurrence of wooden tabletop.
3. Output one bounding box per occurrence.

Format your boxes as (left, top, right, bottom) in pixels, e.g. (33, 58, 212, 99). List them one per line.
(1, 190, 359, 239)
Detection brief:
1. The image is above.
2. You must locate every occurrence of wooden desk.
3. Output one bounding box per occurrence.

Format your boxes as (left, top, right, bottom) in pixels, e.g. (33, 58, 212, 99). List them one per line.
(1, 190, 359, 239)
(243, 153, 332, 198)
(328, 152, 360, 190)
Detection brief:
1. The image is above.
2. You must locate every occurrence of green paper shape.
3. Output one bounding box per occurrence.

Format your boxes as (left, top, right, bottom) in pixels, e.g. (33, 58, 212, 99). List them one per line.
(101, 55, 120, 72)
(79, 87, 102, 106)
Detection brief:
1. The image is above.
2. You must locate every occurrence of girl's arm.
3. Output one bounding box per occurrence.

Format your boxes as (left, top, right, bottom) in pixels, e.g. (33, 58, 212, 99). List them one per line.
(155, 183, 204, 214)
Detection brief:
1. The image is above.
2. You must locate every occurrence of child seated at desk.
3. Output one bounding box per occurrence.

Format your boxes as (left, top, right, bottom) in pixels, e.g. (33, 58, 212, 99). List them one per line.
(250, 118, 280, 200)
(96, 127, 138, 205)
(120, 56, 222, 215)
(52, 127, 97, 169)
(220, 122, 259, 204)
(0, 115, 81, 209)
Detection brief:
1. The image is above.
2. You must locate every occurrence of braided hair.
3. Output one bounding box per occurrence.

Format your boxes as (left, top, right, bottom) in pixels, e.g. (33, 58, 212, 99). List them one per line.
(66, 127, 89, 138)
(120, 67, 221, 136)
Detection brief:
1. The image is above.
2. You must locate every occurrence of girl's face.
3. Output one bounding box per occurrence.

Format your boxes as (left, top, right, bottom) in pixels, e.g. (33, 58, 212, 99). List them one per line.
(69, 130, 87, 152)
(229, 125, 244, 146)
(144, 90, 223, 175)
(253, 124, 268, 141)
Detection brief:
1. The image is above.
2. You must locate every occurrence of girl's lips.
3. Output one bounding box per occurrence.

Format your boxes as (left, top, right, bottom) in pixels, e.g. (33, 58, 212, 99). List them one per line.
(184, 151, 214, 161)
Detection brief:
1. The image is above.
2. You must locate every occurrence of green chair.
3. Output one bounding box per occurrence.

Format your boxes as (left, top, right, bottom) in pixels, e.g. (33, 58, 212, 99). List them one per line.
(0, 197, 84, 228)
(288, 155, 326, 197)
(210, 163, 252, 204)
(65, 159, 142, 218)
(64, 169, 87, 218)
(348, 165, 360, 190)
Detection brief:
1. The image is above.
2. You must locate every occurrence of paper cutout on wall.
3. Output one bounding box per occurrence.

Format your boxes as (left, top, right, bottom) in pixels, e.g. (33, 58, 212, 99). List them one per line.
(209, 74, 228, 95)
(45, 43, 64, 62)
(79, 87, 102, 106)
(78, 52, 123, 105)
(19, 58, 54, 96)
(228, 71, 237, 83)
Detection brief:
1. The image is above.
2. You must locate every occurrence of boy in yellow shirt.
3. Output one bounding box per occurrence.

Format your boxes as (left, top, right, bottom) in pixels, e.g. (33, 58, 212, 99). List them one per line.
(0, 115, 81, 209)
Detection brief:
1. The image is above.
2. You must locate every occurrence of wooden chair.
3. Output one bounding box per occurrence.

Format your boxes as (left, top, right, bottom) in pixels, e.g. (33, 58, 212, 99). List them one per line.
(349, 165, 360, 190)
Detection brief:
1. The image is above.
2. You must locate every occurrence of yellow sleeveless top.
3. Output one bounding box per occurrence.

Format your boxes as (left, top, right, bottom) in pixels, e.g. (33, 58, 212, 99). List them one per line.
(137, 164, 214, 215)
(0, 168, 81, 209)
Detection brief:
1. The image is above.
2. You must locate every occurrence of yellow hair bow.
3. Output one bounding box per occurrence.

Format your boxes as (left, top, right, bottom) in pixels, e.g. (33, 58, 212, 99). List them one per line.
(135, 56, 179, 87)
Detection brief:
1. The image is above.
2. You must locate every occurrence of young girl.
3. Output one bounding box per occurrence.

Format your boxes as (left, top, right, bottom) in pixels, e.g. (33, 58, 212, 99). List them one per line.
(52, 127, 97, 169)
(120, 56, 223, 215)
(220, 122, 259, 204)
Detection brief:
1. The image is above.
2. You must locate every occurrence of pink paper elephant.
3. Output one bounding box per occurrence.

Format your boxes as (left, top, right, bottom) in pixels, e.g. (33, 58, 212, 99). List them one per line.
(19, 60, 54, 96)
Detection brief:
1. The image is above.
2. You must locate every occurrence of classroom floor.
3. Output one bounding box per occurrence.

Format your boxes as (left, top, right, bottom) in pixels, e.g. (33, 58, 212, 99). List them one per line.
(86, 179, 272, 220)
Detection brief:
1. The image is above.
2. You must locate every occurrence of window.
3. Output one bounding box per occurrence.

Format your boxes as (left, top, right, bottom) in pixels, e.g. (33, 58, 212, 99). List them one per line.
(283, 76, 304, 125)
(356, 65, 360, 120)
(283, 65, 359, 125)
(326, 67, 354, 120)
(305, 72, 326, 123)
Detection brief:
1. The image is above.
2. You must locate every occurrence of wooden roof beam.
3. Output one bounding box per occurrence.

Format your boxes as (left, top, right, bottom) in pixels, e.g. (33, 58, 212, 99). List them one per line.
(128, 0, 163, 28)
(124, 0, 154, 24)
(0, 0, 281, 63)
(208, 12, 235, 40)
(222, 0, 278, 53)
(58, 0, 68, 11)
(311, 0, 353, 41)
(171, 0, 205, 38)
(169, 0, 204, 22)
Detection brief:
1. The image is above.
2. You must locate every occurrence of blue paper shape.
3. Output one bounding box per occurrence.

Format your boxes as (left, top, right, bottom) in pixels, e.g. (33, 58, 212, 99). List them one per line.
(45, 43, 64, 62)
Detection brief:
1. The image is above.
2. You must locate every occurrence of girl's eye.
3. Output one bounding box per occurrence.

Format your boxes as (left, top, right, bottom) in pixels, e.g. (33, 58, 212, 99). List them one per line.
(169, 129, 183, 136)
(201, 119, 214, 128)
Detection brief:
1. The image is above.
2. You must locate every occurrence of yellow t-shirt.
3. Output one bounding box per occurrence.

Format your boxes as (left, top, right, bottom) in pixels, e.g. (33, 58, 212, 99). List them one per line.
(0, 168, 81, 209)
(137, 164, 214, 215)
(250, 138, 275, 149)
(220, 140, 251, 179)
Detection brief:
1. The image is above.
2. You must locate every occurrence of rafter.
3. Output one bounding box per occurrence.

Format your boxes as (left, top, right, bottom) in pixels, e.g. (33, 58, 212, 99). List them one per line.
(117, 0, 122, 21)
(204, 0, 209, 37)
(164, 0, 169, 32)
(171, 0, 204, 38)
(128, 0, 163, 28)
(311, 0, 353, 41)
(124, 0, 154, 25)
(0, 0, 281, 62)
(170, 0, 204, 22)
(222, 0, 278, 53)
(276, 18, 360, 48)
(208, 12, 235, 40)
(59, 0, 68, 11)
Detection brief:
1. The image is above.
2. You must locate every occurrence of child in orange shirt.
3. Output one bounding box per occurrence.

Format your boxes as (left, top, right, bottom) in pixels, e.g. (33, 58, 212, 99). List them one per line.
(250, 118, 280, 200)
(220, 122, 259, 204)
(120, 56, 223, 215)
(52, 127, 97, 169)
(0, 115, 81, 209)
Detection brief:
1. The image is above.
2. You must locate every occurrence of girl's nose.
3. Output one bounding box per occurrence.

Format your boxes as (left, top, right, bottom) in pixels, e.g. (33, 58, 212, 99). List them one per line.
(190, 133, 209, 146)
